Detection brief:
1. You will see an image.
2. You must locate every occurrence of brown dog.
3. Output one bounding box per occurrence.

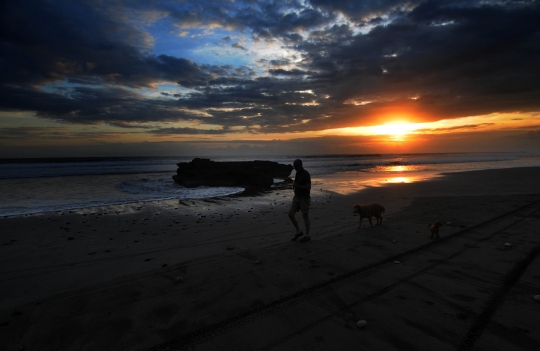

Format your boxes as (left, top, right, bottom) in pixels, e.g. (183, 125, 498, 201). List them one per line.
(353, 203, 385, 228)
(428, 221, 443, 239)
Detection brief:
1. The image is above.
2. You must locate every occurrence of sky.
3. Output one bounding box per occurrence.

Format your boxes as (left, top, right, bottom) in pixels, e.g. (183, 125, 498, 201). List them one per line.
(1, 0, 540, 158)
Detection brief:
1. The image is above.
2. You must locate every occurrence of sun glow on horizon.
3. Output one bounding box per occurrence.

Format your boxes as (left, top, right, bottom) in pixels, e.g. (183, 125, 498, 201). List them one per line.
(318, 112, 540, 142)
(371, 122, 418, 140)
(323, 121, 423, 141)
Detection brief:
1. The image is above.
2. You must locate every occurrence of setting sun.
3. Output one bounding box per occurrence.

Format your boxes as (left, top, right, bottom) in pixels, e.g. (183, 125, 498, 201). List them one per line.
(321, 120, 424, 139)
(371, 122, 418, 141)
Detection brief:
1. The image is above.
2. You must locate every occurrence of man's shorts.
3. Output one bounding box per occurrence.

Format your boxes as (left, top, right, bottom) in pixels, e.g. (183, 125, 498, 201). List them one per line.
(290, 196, 311, 214)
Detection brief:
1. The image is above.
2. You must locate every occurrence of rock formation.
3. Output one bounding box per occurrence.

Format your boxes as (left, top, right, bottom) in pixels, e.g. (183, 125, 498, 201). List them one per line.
(172, 158, 294, 188)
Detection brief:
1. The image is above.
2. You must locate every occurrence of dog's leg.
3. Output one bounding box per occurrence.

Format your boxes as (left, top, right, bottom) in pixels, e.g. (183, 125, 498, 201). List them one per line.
(357, 215, 362, 229)
(368, 216, 373, 226)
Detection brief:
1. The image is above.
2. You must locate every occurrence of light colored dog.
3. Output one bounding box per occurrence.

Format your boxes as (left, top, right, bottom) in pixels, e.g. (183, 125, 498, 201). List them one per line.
(353, 203, 385, 228)
(428, 220, 443, 239)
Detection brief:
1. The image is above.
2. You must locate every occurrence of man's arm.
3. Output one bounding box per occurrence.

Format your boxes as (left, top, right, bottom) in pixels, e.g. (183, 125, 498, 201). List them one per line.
(293, 173, 311, 190)
(304, 173, 311, 190)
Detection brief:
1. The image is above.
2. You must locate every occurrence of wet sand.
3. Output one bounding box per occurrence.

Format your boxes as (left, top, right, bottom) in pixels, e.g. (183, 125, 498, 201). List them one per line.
(1, 167, 540, 350)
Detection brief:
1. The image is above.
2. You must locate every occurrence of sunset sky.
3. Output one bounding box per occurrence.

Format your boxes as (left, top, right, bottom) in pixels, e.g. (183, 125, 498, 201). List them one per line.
(1, 0, 540, 158)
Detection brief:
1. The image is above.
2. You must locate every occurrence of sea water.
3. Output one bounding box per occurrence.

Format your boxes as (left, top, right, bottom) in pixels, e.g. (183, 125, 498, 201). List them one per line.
(1, 152, 540, 216)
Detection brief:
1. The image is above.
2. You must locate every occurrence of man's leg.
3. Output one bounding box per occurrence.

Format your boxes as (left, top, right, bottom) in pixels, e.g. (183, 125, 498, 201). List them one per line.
(288, 198, 303, 240)
(288, 209, 301, 233)
(302, 212, 310, 237)
(289, 208, 305, 241)
(299, 197, 311, 238)
(289, 197, 300, 234)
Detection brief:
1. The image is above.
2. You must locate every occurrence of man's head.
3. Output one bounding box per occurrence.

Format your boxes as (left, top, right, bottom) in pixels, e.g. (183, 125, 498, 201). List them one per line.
(293, 159, 303, 171)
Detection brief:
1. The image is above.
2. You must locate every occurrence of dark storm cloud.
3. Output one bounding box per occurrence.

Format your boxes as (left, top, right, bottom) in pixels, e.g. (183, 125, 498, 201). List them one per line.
(0, 0, 153, 87)
(147, 55, 215, 88)
(1, 0, 540, 135)
(268, 69, 308, 76)
(0, 85, 204, 125)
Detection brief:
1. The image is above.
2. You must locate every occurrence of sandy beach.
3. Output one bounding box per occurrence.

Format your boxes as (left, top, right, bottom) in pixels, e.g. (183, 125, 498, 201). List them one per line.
(1, 167, 540, 351)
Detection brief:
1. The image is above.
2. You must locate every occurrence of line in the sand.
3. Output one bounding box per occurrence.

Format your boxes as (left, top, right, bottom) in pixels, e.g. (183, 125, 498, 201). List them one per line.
(455, 244, 540, 351)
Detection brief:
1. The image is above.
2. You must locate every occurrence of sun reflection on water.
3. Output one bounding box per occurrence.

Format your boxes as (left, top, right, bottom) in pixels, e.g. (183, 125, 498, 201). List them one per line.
(376, 164, 425, 172)
(315, 169, 444, 195)
(385, 176, 409, 183)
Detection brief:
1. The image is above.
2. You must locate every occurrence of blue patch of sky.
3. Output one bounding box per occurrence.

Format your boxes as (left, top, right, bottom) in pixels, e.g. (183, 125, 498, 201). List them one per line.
(147, 18, 254, 67)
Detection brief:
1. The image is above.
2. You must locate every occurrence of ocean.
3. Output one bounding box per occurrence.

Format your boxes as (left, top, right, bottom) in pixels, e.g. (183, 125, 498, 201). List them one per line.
(1, 152, 540, 217)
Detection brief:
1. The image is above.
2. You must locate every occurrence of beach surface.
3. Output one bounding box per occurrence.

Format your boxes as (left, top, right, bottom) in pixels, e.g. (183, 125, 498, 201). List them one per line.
(1, 167, 540, 351)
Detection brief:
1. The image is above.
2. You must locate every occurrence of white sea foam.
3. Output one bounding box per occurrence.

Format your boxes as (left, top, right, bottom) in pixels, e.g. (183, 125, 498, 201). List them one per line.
(0, 173, 243, 217)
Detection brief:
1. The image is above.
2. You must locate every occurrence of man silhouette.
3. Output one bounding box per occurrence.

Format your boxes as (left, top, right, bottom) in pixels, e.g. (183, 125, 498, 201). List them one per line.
(288, 159, 312, 242)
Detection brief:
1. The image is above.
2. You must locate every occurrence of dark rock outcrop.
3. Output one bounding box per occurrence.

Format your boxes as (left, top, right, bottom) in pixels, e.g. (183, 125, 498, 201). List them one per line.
(172, 158, 294, 188)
